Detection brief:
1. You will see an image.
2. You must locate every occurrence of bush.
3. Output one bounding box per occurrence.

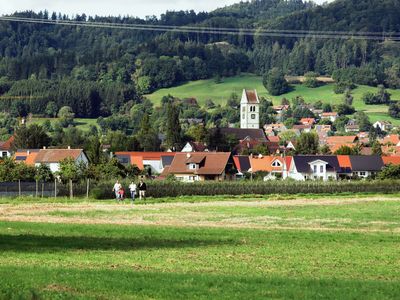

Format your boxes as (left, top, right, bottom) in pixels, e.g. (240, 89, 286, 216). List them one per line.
(142, 180, 400, 198)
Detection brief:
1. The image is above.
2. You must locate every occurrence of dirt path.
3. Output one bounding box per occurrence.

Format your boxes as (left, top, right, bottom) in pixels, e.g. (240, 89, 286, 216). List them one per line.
(1, 196, 399, 233)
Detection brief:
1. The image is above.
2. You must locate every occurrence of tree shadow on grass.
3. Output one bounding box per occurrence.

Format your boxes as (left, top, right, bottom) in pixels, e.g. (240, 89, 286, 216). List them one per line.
(0, 234, 237, 252)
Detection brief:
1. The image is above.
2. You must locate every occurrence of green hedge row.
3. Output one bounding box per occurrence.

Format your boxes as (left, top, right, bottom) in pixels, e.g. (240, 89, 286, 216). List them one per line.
(86, 180, 400, 199)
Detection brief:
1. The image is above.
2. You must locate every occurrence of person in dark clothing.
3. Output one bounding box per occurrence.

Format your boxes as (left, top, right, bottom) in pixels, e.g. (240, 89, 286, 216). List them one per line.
(138, 179, 147, 200)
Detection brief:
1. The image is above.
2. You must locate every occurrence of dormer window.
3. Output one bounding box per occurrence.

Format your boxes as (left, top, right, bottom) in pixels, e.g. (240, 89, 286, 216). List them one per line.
(271, 160, 282, 167)
(189, 163, 197, 170)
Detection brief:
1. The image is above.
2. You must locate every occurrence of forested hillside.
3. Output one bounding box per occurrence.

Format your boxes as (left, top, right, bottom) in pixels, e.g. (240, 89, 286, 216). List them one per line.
(0, 0, 399, 118)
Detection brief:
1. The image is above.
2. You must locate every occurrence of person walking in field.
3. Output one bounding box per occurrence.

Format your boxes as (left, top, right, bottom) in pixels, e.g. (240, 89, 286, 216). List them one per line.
(138, 179, 147, 200)
(129, 181, 137, 202)
(112, 180, 122, 201)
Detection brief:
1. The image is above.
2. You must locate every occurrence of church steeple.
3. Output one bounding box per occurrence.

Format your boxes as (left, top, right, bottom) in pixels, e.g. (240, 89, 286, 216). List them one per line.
(240, 89, 260, 129)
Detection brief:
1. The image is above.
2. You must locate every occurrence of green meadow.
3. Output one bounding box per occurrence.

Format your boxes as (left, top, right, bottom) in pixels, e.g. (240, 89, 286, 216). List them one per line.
(146, 74, 400, 125)
(0, 195, 399, 299)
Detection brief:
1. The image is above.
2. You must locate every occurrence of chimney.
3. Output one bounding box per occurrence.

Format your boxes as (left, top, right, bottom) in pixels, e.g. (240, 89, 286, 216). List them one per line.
(67, 146, 71, 150)
(43, 146, 46, 149)
(27, 150, 30, 155)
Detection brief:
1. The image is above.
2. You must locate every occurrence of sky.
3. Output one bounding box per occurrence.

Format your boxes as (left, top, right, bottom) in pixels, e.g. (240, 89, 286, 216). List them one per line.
(1, 0, 333, 18)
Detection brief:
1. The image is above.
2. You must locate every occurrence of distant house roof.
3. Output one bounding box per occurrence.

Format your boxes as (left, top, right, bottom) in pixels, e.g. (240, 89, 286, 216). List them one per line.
(34, 149, 84, 164)
(216, 128, 267, 142)
(292, 155, 341, 173)
(326, 136, 358, 145)
(322, 112, 338, 117)
(349, 155, 383, 172)
(115, 151, 172, 161)
(115, 152, 175, 170)
(330, 143, 357, 153)
(380, 135, 400, 145)
(0, 136, 14, 151)
(250, 155, 285, 172)
(166, 152, 231, 175)
(293, 124, 312, 130)
(186, 142, 208, 152)
(337, 155, 352, 173)
(300, 118, 315, 125)
(382, 156, 400, 166)
(161, 155, 175, 168)
(233, 155, 251, 173)
(267, 136, 280, 143)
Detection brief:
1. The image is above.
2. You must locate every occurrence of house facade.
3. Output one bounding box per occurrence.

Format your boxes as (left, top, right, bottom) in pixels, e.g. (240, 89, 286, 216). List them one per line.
(163, 152, 234, 182)
(286, 156, 340, 181)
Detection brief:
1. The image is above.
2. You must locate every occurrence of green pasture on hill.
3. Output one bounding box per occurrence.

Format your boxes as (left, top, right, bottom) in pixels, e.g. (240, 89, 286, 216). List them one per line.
(0, 195, 399, 299)
(146, 74, 400, 125)
(28, 117, 100, 131)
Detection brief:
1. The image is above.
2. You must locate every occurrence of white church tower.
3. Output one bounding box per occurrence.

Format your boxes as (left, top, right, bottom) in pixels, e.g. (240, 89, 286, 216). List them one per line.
(240, 89, 260, 129)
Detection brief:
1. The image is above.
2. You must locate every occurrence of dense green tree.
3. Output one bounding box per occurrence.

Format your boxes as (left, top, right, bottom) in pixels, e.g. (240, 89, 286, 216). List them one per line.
(13, 124, 50, 149)
(45, 101, 58, 118)
(58, 106, 75, 127)
(296, 132, 319, 155)
(263, 68, 289, 96)
(165, 104, 182, 150)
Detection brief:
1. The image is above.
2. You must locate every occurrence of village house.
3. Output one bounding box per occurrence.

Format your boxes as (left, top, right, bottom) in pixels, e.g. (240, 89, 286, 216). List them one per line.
(321, 112, 338, 122)
(285, 155, 340, 181)
(115, 152, 175, 175)
(264, 123, 287, 135)
(373, 121, 393, 132)
(232, 155, 251, 179)
(349, 156, 383, 178)
(0, 136, 14, 158)
(300, 118, 316, 126)
(181, 142, 209, 153)
(249, 155, 291, 180)
(292, 124, 312, 133)
(379, 134, 400, 146)
(163, 152, 235, 182)
(325, 135, 358, 152)
(14, 148, 88, 173)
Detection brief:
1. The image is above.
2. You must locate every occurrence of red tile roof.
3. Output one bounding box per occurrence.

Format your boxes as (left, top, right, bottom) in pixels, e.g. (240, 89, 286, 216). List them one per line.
(0, 136, 14, 151)
(382, 156, 400, 166)
(35, 149, 84, 163)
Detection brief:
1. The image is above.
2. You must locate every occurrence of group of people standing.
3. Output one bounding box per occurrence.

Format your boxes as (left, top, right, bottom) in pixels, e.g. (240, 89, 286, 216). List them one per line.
(112, 179, 147, 202)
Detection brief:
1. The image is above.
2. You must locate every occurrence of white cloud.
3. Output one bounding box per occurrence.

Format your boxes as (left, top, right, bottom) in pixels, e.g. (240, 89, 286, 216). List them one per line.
(1, 0, 333, 18)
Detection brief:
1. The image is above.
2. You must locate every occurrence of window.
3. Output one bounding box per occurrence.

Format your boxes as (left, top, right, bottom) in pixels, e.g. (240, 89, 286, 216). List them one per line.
(360, 171, 366, 176)
(320, 165, 323, 173)
(1, 152, 7, 157)
(272, 160, 282, 167)
(189, 163, 197, 170)
(251, 114, 256, 119)
(242, 114, 245, 119)
(242, 106, 245, 112)
(313, 165, 317, 173)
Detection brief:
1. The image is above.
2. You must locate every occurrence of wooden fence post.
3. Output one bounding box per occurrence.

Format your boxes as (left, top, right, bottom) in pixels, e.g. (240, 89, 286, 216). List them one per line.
(69, 179, 73, 199)
(86, 178, 90, 199)
(54, 178, 57, 198)
(18, 180, 21, 197)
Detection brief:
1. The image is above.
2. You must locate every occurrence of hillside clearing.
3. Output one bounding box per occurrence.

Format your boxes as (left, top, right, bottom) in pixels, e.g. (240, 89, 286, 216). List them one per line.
(146, 74, 400, 125)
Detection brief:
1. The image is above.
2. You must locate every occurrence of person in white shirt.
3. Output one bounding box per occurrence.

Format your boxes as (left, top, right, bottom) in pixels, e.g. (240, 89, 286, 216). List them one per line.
(129, 181, 137, 202)
(112, 180, 122, 201)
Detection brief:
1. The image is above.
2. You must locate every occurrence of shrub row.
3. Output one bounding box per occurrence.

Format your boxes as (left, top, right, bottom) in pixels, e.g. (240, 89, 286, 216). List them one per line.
(87, 180, 400, 199)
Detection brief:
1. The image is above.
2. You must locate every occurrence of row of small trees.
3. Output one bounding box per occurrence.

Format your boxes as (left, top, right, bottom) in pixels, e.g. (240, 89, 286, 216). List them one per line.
(0, 157, 143, 198)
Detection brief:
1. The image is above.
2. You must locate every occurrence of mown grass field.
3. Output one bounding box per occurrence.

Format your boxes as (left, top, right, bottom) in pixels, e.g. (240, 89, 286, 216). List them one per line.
(146, 74, 400, 125)
(29, 117, 100, 131)
(0, 194, 399, 299)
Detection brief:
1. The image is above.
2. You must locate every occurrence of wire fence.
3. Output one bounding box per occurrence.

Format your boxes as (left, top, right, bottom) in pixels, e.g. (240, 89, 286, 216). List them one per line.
(0, 181, 90, 198)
